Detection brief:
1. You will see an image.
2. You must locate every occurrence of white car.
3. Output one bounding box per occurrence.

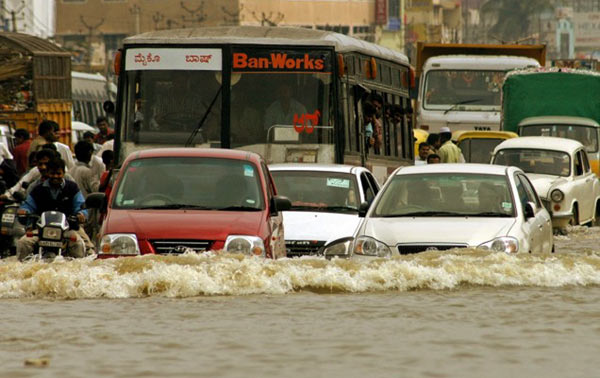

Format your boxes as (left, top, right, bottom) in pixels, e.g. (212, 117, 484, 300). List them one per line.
(352, 164, 553, 257)
(269, 164, 380, 258)
(491, 136, 600, 230)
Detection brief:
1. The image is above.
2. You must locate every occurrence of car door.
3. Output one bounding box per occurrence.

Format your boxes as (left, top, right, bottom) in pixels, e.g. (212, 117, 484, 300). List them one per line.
(515, 174, 544, 253)
(518, 174, 552, 253)
(262, 162, 285, 258)
(579, 150, 597, 222)
(572, 150, 594, 223)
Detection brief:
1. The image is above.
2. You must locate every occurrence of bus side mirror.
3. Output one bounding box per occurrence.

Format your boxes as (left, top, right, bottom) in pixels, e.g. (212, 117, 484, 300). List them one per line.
(103, 100, 115, 115)
(358, 201, 370, 218)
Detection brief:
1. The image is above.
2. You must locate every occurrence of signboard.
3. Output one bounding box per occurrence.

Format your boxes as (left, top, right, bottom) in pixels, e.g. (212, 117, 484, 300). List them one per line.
(125, 48, 222, 70)
(232, 50, 331, 73)
(574, 13, 600, 48)
(375, 0, 387, 25)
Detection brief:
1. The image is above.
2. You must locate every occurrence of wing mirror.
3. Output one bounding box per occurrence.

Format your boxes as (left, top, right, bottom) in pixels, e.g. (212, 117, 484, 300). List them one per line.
(272, 195, 291, 213)
(86, 192, 106, 209)
(524, 202, 536, 219)
(358, 201, 370, 218)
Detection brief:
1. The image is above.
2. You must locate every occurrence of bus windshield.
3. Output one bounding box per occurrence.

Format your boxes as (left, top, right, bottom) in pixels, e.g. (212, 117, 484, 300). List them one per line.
(423, 70, 505, 111)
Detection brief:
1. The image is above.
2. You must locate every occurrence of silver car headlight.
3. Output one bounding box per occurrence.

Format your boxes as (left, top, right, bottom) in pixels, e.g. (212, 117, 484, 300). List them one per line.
(224, 235, 265, 257)
(353, 236, 392, 257)
(42, 227, 62, 241)
(321, 237, 353, 259)
(550, 189, 564, 202)
(100, 234, 140, 255)
(478, 237, 519, 254)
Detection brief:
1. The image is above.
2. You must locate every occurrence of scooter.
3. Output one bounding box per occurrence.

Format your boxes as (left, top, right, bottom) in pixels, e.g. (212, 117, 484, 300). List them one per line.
(0, 187, 25, 258)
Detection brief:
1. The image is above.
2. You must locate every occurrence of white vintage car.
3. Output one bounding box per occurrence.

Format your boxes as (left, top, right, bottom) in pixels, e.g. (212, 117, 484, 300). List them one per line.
(269, 164, 380, 258)
(492, 136, 600, 230)
(351, 164, 553, 257)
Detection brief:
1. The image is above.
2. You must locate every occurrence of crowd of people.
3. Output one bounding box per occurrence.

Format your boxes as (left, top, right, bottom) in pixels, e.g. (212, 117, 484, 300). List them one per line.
(414, 126, 463, 165)
(0, 116, 114, 260)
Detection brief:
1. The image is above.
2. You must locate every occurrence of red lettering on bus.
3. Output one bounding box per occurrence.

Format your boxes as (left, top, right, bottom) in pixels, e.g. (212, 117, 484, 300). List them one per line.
(234, 52, 325, 71)
(233, 53, 247, 68)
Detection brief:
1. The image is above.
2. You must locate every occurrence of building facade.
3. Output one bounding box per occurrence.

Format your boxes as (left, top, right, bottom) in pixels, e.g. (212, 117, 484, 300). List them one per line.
(0, 0, 54, 37)
(55, 0, 383, 72)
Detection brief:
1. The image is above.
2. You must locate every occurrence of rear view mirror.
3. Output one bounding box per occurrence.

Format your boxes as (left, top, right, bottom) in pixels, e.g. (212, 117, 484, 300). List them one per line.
(358, 201, 370, 218)
(86, 192, 106, 209)
(272, 195, 291, 212)
(524, 202, 536, 219)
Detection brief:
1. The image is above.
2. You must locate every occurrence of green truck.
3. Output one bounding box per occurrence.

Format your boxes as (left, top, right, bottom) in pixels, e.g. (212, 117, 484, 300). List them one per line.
(501, 68, 600, 176)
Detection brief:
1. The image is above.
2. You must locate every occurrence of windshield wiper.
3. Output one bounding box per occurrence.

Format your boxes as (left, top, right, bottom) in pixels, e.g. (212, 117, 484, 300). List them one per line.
(289, 205, 322, 211)
(444, 99, 482, 114)
(218, 206, 261, 211)
(383, 211, 466, 217)
(185, 85, 223, 147)
(466, 211, 512, 218)
(135, 204, 216, 210)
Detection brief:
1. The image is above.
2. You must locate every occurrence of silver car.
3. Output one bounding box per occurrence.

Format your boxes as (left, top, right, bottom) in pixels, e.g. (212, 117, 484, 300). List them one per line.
(352, 164, 554, 257)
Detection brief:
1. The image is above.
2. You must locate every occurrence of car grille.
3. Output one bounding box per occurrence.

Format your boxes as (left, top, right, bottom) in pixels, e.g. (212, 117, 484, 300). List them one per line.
(286, 240, 325, 257)
(151, 240, 213, 254)
(397, 244, 468, 255)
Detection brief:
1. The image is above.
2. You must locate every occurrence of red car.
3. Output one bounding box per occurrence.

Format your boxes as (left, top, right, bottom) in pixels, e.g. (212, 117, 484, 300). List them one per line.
(86, 148, 290, 258)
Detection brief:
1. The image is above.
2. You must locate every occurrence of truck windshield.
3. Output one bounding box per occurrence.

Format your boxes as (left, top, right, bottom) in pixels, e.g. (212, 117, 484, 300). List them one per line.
(423, 70, 504, 111)
(493, 149, 571, 177)
(520, 125, 599, 153)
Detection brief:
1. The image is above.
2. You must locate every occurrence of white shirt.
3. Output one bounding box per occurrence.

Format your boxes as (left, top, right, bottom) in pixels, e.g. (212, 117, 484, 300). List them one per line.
(96, 139, 114, 158)
(263, 99, 307, 130)
(90, 155, 105, 180)
(70, 161, 99, 197)
(54, 141, 75, 170)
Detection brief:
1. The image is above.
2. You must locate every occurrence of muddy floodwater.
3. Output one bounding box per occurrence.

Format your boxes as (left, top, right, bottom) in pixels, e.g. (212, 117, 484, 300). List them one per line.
(1, 227, 600, 377)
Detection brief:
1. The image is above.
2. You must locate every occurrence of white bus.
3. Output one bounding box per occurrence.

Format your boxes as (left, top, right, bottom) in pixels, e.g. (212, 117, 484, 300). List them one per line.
(71, 71, 117, 126)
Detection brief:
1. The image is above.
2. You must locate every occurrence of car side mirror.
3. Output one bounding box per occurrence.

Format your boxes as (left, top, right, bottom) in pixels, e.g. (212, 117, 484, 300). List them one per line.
(86, 192, 106, 209)
(358, 201, 370, 218)
(524, 202, 536, 219)
(272, 195, 291, 213)
(103, 100, 115, 115)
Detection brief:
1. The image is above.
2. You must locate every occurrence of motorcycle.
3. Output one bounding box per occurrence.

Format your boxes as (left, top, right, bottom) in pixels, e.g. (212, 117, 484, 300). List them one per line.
(0, 186, 25, 258)
(19, 211, 82, 260)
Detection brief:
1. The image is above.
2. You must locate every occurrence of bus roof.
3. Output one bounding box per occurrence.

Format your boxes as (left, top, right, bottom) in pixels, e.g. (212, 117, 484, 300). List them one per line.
(123, 26, 410, 65)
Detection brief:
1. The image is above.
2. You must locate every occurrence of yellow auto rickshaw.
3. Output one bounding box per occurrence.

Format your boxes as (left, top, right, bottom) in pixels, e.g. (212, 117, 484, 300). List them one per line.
(453, 130, 518, 164)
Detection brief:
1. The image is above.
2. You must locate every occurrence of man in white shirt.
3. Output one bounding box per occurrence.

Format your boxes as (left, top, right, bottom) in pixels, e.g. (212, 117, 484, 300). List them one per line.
(264, 84, 307, 131)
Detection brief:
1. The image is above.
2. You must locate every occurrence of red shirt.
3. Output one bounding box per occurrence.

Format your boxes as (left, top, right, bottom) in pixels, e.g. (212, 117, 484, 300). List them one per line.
(13, 139, 31, 175)
(94, 128, 114, 145)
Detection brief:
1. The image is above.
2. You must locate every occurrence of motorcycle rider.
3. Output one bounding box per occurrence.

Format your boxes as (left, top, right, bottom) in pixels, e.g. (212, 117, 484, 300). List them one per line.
(16, 157, 87, 261)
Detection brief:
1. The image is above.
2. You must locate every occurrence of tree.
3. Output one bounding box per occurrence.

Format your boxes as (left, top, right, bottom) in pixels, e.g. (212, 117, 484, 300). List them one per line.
(481, 0, 553, 43)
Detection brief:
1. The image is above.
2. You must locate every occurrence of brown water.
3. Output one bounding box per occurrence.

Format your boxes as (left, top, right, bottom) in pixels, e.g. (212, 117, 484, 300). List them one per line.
(2, 226, 600, 377)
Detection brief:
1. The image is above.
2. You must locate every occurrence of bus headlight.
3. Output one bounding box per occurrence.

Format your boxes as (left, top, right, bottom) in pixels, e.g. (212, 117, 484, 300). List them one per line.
(100, 234, 140, 255)
(225, 235, 265, 257)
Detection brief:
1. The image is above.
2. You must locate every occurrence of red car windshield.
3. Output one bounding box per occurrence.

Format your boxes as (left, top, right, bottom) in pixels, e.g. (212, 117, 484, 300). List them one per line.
(113, 157, 265, 210)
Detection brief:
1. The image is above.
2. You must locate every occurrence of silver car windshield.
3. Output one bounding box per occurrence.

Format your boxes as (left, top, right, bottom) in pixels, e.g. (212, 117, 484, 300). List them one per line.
(113, 157, 264, 210)
(270, 170, 360, 213)
(373, 173, 515, 217)
(493, 149, 571, 177)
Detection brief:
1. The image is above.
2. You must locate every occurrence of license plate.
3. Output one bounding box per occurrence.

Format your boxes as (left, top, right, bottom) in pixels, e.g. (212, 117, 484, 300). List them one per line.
(2, 213, 14, 223)
(39, 240, 63, 248)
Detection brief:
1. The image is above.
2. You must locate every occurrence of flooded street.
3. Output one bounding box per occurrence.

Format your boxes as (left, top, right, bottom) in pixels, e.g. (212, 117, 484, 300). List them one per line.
(1, 227, 600, 377)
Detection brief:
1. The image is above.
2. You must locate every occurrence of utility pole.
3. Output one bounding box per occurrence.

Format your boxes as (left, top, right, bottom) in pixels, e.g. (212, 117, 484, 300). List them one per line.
(130, 4, 141, 34)
(80, 16, 105, 72)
